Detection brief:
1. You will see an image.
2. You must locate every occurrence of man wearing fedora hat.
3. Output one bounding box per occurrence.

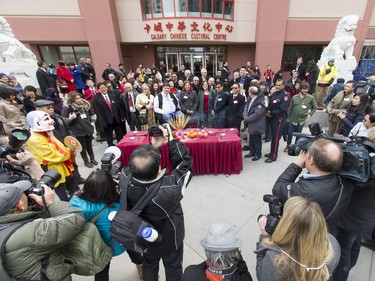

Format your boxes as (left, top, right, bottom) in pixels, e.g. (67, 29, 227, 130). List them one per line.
(182, 223, 253, 281)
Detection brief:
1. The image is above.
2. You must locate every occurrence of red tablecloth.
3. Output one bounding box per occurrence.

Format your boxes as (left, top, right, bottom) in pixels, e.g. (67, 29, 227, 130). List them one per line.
(117, 129, 243, 175)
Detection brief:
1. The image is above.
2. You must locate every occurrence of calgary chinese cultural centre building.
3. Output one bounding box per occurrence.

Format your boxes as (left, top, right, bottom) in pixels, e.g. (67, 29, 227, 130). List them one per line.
(2, 0, 375, 78)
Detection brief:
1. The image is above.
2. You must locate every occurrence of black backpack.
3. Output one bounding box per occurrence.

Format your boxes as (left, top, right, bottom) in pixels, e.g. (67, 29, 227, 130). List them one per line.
(110, 175, 161, 254)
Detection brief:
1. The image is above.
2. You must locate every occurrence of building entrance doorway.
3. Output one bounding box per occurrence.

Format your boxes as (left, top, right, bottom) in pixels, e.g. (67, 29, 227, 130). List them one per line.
(157, 46, 226, 78)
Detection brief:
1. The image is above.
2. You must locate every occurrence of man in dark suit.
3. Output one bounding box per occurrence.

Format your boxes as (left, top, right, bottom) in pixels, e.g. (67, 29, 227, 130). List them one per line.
(211, 82, 228, 128)
(226, 83, 245, 133)
(120, 82, 140, 131)
(85, 57, 96, 83)
(291, 57, 307, 81)
(36, 61, 57, 97)
(239, 66, 251, 96)
(92, 82, 124, 146)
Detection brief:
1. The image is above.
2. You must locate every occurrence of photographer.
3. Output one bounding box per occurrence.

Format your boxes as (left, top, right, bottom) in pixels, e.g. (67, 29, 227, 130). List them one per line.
(119, 124, 193, 281)
(272, 138, 352, 233)
(0, 128, 44, 184)
(331, 128, 375, 280)
(0, 181, 86, 280)
(255, 196, 340, 281)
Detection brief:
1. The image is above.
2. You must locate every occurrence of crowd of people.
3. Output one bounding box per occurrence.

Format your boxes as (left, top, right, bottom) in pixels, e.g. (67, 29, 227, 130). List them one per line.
(0, 55, 374, 281)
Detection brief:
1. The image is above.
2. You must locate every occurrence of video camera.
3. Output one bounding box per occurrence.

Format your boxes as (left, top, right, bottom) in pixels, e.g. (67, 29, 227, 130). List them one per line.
(101, 146, 123, 180)
(287, 122, 375, 183)
(257, 194, 283, 235)
(25, 169, 61, 197)
(0, 129, 31, 159)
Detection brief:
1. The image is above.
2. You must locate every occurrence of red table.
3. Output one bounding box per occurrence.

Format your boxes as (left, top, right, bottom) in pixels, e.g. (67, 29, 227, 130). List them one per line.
(117, 128, 243, 175)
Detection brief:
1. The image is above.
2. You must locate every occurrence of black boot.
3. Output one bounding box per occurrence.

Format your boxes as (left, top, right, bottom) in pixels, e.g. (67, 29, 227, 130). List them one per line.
(83, 158, 94, 168)
(90, 157, 98, 165)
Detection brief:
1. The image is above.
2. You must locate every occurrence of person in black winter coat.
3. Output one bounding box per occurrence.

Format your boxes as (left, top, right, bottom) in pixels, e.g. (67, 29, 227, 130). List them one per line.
(62, 91, 97, 168)
(119, 124, 193, 281)
(272, 138, 353, 233)
(45, 87, 63, 115)
(243, 86, 266, 161)
(307, 60, 319, 95)
(337, 93, 368, 137)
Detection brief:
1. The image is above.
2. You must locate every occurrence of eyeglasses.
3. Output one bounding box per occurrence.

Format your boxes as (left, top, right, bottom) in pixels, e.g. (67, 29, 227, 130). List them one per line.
(232, 87, 238, 89)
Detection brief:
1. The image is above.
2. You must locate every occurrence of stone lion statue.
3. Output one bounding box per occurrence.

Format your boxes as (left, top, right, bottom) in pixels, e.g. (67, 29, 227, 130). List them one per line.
(0, 16, 37, 62)
(320, 15, 360, 61)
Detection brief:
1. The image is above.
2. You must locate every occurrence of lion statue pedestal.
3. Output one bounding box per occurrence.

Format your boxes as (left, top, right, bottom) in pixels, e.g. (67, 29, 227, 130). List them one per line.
(318, 15, 360, 83)
(0, 16, 38, 87)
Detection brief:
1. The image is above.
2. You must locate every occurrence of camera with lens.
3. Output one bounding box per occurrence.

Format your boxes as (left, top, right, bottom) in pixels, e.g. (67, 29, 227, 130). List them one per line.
(148, 124, 167, 137)
(258, 194, 283, 236)
(25, 169, 61, 197)
(101, 147, 123, 181)
(0, 129, 31, 159)
(287, 123, 324, 156)
(287, 122, 375, 184)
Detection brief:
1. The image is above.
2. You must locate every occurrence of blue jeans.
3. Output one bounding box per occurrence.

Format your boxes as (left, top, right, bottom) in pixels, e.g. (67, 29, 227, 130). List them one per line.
(162, 111, 184, 123)
(287, 122, 305, 146)
(332, 227, 362, 281)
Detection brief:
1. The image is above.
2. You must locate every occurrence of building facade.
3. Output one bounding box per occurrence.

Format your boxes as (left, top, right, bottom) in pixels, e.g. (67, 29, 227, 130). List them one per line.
(2, 0, 375, 79)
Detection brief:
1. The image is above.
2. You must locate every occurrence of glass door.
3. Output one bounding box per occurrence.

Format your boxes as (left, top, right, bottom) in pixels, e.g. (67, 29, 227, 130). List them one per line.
(192, 53, 203, 76)
(205, 53, 216, 77)
(166, 53, 178, 72)
(180, 53, 192, 73)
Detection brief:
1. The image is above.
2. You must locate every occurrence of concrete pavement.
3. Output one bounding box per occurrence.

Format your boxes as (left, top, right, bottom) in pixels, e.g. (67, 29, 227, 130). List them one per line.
(73, 132, 375, 281)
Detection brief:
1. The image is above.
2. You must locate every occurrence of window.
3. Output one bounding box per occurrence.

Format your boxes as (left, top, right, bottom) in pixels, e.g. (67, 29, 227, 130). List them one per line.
(38, 45, 91, 66)
(188, 0, 200, 17)
(175, 0, 187, 17)
(140, 0, 234, 20)
(282, 45, 324, 71)
(152, 0, 162, 18)
(202, 0, 212, 17)
(141, 0, 151, 18)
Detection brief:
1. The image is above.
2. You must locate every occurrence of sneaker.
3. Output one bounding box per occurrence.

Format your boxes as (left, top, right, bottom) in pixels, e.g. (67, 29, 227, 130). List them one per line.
(90, 159, 98, 165)
(283, 146, 288, 153)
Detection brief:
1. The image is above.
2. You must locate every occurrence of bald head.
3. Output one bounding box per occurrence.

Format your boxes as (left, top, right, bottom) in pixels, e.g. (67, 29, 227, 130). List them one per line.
(308, 139, 343, 173)
(129, 145, 160, 181)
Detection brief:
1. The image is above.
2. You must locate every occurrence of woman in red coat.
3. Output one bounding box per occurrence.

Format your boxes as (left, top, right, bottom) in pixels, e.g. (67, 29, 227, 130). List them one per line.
(56, 60, 76, 94)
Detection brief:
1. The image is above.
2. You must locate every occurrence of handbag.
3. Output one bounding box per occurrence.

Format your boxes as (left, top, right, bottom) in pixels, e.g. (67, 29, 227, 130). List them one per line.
(57, 77, 68, 89)
(110, 174, 161, 253)
(138, 112, 148, 125)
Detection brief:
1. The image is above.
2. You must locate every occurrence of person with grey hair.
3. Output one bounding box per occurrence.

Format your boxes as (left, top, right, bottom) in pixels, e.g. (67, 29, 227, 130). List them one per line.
(243, 86, 266, 161)
(182, 223, 253, 281)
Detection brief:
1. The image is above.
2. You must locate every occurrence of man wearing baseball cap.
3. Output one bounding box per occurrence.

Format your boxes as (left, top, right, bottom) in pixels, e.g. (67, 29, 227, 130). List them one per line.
(182, 223, 253, 281)
(315, 57, 337, 109)
(0, 181, 85, 280)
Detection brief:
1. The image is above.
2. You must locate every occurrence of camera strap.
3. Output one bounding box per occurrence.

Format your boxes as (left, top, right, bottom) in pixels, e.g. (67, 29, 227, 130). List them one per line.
(325, 176, 344, 220)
